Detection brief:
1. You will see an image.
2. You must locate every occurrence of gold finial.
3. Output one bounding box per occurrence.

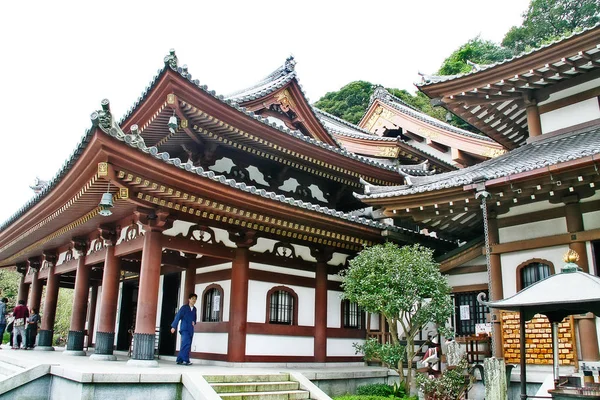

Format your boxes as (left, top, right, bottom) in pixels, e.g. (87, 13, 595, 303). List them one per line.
(563, 249, 580, 263)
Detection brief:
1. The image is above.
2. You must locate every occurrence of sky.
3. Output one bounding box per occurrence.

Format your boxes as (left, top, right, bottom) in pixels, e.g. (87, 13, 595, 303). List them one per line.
(0, 0, 530, 225)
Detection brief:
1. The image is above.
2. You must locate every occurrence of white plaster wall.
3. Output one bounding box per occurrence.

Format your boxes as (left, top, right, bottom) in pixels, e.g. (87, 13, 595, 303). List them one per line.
(192, 333, 228, 354)
(500, 245, 570, 298)
(93, 287, 102, 339)
(327, 338, 364, 357)
(246, 334, 313, 356)
(587, 242, 597, 276)
(327, 291, 343, 328)
(539, 77, 600, 104)
(198, 262, 231, 274)
(156, 275, 164, 330)
(584, 210, 600, 231)
(291, 244, 317, 262)
(540, 98, 600, 133)
(250, 238, 276, 253)
(114, 282, 123, 345)
(329, 253, 349, 266)
(369, 314, 380, 331)
(195, 279, 231, 322)
(250, 262, 316, 278)
(582, 190, 600, 203)
(500, 200, 563, 218)
(462, 255, 486, 267)
(247, 280, 315, 326)
(446, 272, 488, 288)
(499, 217, 567, 243)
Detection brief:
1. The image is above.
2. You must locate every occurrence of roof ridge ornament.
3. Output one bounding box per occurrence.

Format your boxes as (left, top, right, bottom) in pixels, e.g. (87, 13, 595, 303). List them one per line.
(562, 249, 581, 273)
(91, 99, 146, 148)
(164, 48, 178, 71)
(284, 55, 296, 73)
(371, 85, 390, 103)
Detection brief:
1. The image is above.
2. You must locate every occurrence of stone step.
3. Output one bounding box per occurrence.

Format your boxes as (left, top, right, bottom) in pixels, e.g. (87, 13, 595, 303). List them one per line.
(211, 381, 300, 393)
(204, 373, 290, 383)
(219, 390, 310, 400)
(0, 359, 25, 380)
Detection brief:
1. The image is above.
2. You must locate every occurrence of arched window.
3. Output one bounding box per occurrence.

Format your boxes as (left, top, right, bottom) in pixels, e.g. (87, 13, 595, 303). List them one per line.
(266, 286, 298, 325)
(517, 259, 554, 291)
(202, 284, 224, 322)
(341, 299, 364, 329)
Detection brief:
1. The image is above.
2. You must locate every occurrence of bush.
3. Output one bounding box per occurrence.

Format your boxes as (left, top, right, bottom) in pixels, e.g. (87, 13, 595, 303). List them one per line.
(333, 396, 418, 400)
(357, 384, 393, 397)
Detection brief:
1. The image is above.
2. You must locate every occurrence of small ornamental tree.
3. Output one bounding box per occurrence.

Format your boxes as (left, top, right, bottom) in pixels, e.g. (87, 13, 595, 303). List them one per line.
(341, 242, 453, 391)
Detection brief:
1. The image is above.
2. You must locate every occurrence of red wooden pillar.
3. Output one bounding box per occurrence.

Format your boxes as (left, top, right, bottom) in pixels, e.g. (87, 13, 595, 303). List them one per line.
(87, 285, 98, 348)
(312, 247, 333, 363)
(185, 266, 197, 300)
(90, 228, 120, 360)
(16, 262, 30, 304)
(66, 240, 90, 355)
(227, 230, 256, 363)
(565, 200, 599, 361)
(38, 257, 60, 349)
(487, 215, 504, 358)
(128, 210, 170, 365)
(29, 265, 43, 314)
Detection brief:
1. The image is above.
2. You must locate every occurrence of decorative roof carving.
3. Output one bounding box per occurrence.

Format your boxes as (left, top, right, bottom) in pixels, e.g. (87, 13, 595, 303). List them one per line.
(30, 177, 49, 194)
(284, 56, 296, 73)
(164, 49, 178, 71)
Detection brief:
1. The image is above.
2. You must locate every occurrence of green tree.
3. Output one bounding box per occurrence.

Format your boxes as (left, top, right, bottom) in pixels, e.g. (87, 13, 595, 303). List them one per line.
(340, 243, 453, 392)
(502, 0, 600, 54)
(437, 37, 514, 76)
(314, 81, 374, 124)
(0, 269, 20, 310)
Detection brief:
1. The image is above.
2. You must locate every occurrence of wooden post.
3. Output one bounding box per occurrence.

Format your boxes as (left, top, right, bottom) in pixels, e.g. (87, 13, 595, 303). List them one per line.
(312, 247, 333, 363)
(227, 230, 256, 363)
(66, 242, 90, 355)
(526, 102, 542, 138)
(488, 216, 504, 358)
(87, 285, 98, 348)
(38, 261, 60, 349)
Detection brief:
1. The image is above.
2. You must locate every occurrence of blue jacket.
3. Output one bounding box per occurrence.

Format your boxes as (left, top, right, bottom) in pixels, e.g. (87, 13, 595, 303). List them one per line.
(171, 305, 197, 333)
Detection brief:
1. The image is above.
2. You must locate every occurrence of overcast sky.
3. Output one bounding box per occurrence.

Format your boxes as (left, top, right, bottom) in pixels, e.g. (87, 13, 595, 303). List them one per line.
(0, 0, 530, 225)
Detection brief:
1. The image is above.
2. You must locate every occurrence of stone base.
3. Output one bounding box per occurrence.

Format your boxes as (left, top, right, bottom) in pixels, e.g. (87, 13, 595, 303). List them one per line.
(126, 359, 159, 368)
(89, 353, 117, 361)
(34, 346, 55, 351)
(63, 350, 87, 356)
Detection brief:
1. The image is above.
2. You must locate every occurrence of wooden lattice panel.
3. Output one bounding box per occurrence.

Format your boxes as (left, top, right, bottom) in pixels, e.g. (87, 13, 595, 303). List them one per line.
(501, 312, 577, 366)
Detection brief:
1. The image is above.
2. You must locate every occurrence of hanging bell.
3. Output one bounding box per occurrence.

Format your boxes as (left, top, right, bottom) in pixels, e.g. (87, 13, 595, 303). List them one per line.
(98, 192, 114, 216)
(168, 115, 178, 133)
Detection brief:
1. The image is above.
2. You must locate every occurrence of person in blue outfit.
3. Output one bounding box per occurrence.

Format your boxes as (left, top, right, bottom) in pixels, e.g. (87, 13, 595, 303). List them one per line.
(171, 293, 197, 365)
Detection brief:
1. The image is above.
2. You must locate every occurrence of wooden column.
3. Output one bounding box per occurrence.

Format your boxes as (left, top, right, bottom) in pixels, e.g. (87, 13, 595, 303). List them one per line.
(130, 210, 170, 363)
(526, 101, 542, 138)
(91, 228, 120, 360)
(87, 285, 98, 348)
(38, 253, 60, 349)
(227, 230, 257, 363)
(66, 240, 90, 354)
(565, 200, 599, 361)
(312, 247, 333, 363)
(185, 266, 197, 300)
(28, 259, 43, 313)
(488, 215, 504, 358)
(16, 262, 30, 304)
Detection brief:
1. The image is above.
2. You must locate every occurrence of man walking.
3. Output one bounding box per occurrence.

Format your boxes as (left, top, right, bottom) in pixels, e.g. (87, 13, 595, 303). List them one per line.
(12, 300, 29, 350)
(170, 293, 197, 365)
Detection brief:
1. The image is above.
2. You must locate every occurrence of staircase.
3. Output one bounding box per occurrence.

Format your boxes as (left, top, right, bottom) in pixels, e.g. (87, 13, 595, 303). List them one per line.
(0, 358, 26, 381)
(204, 373, 313, 400)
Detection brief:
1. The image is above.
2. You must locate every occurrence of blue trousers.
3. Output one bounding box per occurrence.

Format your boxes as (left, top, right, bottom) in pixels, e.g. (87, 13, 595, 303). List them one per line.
(177, 330, 193, 363)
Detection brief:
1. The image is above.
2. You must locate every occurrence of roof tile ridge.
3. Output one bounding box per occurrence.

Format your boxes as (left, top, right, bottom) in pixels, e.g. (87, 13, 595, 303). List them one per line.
(225, 56, 297, 99)
(314, 108, 375, 136)
(417, 22, 600, 87)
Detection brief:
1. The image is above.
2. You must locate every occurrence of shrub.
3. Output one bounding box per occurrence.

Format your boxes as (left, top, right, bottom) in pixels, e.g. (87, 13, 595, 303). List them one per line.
(356, 383, 393, 397)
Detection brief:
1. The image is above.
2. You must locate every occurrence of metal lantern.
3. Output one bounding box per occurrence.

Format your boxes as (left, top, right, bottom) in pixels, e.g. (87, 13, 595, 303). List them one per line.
(98, 192, 114, 216)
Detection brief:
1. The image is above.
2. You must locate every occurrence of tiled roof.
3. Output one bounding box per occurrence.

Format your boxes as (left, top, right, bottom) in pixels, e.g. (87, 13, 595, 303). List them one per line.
(356, 122, 600, 199)
(226, 56, 297, 103)
(314, 108, 381, 137)
(371, 86, 494, 142)
(417, 23, 600, 87)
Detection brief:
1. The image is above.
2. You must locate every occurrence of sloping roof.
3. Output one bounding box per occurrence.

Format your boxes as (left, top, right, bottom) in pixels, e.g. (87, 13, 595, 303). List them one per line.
(418, 23, 600, 87)
(226, 56, 298, 103)
(368, 86, 495, 142)
(356, 122, 600, 199)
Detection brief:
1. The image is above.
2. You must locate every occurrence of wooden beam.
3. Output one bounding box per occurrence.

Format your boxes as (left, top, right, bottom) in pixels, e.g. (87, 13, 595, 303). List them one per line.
(446, 264, 487, 275)
(440, 243, 484, 273)
(490, 227, 600, 254)
(162, 235, 235, 260)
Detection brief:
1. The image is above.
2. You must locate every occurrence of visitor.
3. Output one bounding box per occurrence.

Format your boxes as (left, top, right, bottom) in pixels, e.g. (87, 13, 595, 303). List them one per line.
(170, 293, 197, 365)
(11, 300, 29, 349)
(0, 297, 7, 347)
(26, 308, 40, 349)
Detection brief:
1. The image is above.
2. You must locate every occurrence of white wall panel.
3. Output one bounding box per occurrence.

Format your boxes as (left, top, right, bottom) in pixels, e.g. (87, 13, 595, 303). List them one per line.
(327, 338, 365, 356)
(540, 98, 600, 133)
(499, 218, 567, 243)
(584, 210, 600, 231)
(192, 333, 228, 354)
(501, 201, 562, 218)
(246, 334, 313, 356)
(327, 291, 343, 328)
(250, 262, 315, 278)
(247, 280, 315, 325)
(500, 245, 569, 298)
(447, 272, 488, 289)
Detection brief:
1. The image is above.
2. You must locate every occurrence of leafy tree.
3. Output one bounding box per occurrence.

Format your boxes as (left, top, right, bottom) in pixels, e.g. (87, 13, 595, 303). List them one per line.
(502, 0, 600, 54)
(437, 37, 514, 76)
(340, 243, 453, 392)
(53, 288, 74, 345)
(314, 81, 374, 124)
(0, 268, 20, 310)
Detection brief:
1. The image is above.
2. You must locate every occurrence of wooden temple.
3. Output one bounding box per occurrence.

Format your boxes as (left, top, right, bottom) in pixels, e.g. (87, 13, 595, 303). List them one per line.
(0, 51, 453, 364)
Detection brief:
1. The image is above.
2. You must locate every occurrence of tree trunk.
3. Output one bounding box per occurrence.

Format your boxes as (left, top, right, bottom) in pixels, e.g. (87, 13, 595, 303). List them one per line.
(388, 317, 405, 383)
(406, 337, 414, 394)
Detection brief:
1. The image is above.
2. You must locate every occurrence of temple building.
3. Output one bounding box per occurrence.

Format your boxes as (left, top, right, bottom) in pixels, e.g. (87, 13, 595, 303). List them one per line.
(0, 50, 453, 365)
(361, 23, 600, 368)
(1, 22, 599, 375)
